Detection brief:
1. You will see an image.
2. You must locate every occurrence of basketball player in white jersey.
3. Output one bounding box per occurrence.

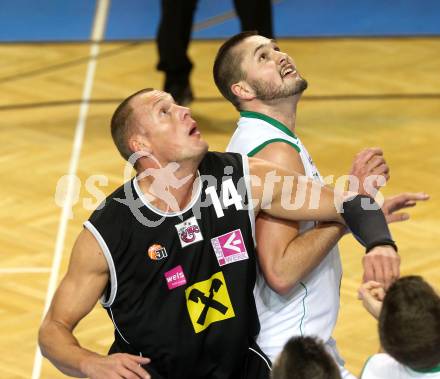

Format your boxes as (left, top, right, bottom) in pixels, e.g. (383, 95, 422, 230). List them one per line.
(359, 277, 440, 378)
(213, 32, 428, 378)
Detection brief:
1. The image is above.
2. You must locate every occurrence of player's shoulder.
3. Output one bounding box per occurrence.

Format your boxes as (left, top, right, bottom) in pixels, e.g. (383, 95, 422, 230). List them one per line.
(253, 139, 301, 157)
(251, 141, 304, 173)
(87, 181, 135, 226)
(360, 353, 403, 378)
(230, 113, 301, 155)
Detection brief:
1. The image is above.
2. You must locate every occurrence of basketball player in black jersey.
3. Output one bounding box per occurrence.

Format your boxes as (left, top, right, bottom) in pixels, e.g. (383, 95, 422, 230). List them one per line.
(39, 88, 398, 379)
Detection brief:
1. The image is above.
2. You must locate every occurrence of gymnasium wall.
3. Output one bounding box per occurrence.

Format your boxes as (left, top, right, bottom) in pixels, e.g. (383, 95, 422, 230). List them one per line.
(1, 0, 439, 42)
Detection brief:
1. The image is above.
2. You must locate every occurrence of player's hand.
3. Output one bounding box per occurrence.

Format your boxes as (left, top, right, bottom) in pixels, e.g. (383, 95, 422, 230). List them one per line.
(349, 147, 389, 196)
(82, 353, 151, 379)
(382, 192, 429, 223)
(362, 245, 400, 290)
(358, 281, 385, 319)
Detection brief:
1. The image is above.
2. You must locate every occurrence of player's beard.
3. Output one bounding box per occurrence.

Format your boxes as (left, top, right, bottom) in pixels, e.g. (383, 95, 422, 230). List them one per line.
(250, 76, 308, 101)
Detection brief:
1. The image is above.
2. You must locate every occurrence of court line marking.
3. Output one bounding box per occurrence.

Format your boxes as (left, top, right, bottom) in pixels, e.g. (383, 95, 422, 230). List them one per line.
(0, 41, 141, 85)
(31, 1, 110, 379)
(0, 0, 282, 85)
(2, 92, 440, 111)
(0, 267, 51, 274)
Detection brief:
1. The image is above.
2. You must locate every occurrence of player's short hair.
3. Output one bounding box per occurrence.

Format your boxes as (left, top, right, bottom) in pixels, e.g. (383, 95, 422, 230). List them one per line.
(271, 336, 341, 379)
(213, 31, 258, 110)
(110, 88, 154, 161)
(379, 276, 440, 371)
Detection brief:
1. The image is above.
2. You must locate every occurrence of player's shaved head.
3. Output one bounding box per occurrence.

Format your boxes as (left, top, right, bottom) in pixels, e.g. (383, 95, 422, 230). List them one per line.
(111, 88, 154, 161)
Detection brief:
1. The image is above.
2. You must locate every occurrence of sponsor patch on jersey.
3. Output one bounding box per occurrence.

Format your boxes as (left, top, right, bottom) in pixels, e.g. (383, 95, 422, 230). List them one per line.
(185, 272, 235, 333)
(147, 243, 168, 261)
(164, 265, 187, 290)
(175, 216, 203, 248)
(210, 229, 248, 266)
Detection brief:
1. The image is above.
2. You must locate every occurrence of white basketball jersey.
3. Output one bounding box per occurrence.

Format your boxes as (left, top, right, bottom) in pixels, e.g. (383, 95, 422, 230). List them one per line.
(361, 354, 440, 379)
(227, 111, 343, 361)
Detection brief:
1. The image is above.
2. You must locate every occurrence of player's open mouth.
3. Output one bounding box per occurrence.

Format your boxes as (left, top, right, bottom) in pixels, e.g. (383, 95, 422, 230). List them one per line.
(281, 65, 296, 78)
(189, 123, 200, 136)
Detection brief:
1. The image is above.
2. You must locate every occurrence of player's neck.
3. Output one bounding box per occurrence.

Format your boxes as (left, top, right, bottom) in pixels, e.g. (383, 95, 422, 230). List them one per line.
(136, 158, 200, 213)
(243, 95, 299, 132)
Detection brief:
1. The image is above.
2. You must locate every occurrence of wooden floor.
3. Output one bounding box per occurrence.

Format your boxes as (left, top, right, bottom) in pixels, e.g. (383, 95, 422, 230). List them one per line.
(1, 37, 439, 378)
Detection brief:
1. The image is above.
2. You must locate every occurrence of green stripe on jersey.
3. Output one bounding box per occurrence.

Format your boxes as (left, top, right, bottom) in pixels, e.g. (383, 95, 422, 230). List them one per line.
(413, 364, 440, 373)
(247, 138, 301, 157)
(299, 282, 308, 336)
(240, 111, 297, 139)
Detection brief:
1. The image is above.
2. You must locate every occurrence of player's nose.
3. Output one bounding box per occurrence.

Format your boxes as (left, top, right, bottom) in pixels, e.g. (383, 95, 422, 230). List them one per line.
(276, 50, 288, 65)
(178, 105, 191, 121)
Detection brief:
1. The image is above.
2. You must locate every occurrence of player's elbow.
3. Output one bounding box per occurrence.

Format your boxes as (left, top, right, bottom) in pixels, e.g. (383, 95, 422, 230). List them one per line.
(38, 317, 61, 359)
(264, 270, 298, 296)
(259, 251, 302, 295)
(38, 321, 51, 358)
(272, 282, 293, 296)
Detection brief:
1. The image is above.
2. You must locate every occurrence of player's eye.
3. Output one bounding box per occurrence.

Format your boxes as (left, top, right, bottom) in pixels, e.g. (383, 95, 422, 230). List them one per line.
(259, 53, 267, 61)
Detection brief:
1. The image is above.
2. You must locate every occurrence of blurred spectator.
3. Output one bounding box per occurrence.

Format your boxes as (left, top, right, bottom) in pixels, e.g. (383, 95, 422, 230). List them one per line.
(359, 277, 440, 378)
(271, 336, 342, 379)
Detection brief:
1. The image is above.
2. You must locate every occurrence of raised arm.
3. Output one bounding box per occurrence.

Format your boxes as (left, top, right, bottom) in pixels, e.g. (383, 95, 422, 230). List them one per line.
(248, 156, 345, 223)
(248, 157, 397, 267)
(250, 142, 346, 294)
(38, 228, 150, 379)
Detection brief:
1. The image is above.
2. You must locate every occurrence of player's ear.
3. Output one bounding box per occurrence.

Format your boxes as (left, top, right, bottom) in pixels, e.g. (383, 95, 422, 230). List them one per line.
(231, 80, 256, 101)
(129, 134, 152, 156)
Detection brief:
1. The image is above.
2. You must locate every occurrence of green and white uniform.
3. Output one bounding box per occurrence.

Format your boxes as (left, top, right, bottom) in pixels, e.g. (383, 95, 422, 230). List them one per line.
(227, 111, 352, 378)
(361, 354, 440, 379)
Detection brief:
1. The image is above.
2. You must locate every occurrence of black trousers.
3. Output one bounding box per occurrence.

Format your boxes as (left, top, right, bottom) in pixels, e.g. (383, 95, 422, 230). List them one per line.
(156, 0, 273, 86)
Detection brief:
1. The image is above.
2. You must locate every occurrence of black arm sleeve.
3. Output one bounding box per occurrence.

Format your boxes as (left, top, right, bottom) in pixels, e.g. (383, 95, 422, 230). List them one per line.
(342, 195, 398, 253)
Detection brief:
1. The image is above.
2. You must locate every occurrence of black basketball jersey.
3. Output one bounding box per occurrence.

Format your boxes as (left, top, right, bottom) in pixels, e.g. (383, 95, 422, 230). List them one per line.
(85, 152, 262, 379)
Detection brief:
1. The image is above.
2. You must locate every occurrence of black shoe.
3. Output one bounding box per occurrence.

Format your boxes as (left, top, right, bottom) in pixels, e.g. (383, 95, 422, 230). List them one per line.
(165, 82, 194, 106)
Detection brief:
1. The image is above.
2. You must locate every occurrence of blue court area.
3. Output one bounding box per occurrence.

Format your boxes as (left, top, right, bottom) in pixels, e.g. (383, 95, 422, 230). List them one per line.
(1, 0, 440, 42)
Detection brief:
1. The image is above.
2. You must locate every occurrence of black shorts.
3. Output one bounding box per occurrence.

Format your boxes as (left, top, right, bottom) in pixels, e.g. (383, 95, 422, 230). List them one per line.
(239, 342, 272, 379)
(109, 339, 272, 379)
